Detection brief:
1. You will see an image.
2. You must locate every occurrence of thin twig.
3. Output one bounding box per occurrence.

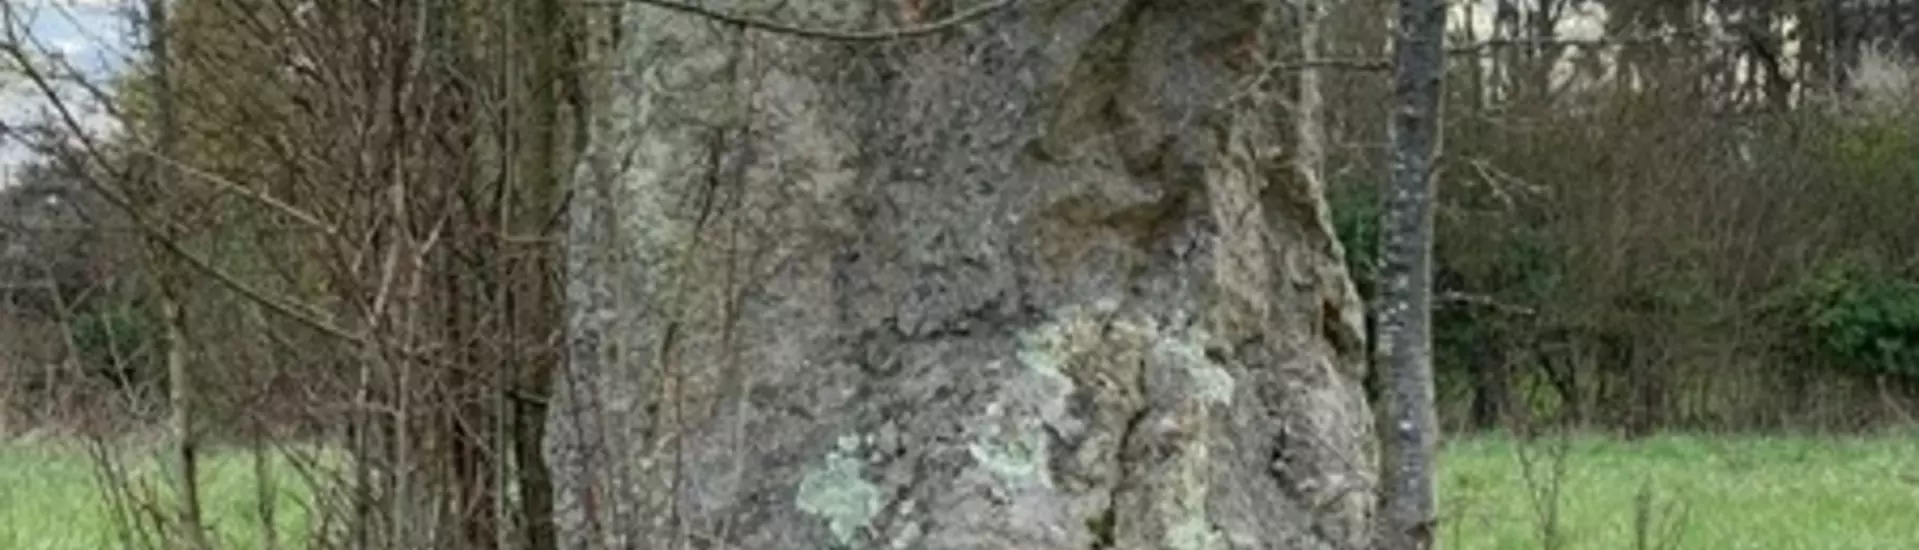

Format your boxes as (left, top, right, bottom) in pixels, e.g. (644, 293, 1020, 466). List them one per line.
(146, 220, 368, 346)
(584, 0, 1014, 41)
(116, 143, 341, 237)
(1438, 290, 1537, 317)
(1279, 33, 1751, 72)
(0, 29, 366, 347)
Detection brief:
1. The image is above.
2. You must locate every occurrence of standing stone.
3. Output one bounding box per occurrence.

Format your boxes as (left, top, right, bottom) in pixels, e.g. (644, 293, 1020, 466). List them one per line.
(550, 0, 1378, 548)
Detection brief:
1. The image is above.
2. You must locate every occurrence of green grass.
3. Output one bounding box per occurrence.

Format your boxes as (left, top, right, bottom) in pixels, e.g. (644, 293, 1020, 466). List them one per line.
(1, 440, 119, 550)
(1442, 433, 1919, 550)
(5, 434, 1918, 549)
(0, 438, 316, 550)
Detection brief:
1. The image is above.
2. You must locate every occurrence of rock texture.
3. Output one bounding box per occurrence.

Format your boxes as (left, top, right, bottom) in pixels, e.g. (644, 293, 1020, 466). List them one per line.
(550, 0, 1377, 548)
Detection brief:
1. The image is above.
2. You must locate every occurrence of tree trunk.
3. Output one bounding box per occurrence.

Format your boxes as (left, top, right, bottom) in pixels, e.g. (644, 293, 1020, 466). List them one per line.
(551, 1, 1377, 548)
(1378, 0, 1445, 546)
(144, 0, 210, 546)
(1468, 346, 1511, 432)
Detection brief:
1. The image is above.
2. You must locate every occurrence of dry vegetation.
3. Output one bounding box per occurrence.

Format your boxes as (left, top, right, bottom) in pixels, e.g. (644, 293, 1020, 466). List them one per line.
(3, 0, 577, 547)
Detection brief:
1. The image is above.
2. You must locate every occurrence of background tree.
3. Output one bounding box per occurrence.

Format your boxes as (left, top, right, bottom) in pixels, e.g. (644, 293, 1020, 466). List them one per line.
(1378, 0, 1446, 547)
(1329, 0, 1919, 436)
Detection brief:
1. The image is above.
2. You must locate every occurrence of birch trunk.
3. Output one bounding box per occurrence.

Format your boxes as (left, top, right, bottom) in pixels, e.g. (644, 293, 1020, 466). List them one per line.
(551, 1, 1378, 548)
(1378, 0, 1445, 547)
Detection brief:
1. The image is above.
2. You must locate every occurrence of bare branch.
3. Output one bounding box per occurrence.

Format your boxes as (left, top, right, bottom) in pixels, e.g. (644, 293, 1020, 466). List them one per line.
(0, 4, 366, 349)
(585, 0, 1014, 41)
(116, 144, 341, 237)
(0, 28, 119, 183)
(1437, 290, 1538, 317)
(1280, 33, 1751, 72)
(145, 214, 366, 346)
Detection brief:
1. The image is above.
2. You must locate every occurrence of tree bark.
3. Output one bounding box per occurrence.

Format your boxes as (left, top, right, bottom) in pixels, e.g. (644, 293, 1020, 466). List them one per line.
(551, 1, 1378, 548)
(144, 0, 211, 546)
(1378, 0, 1445, 546)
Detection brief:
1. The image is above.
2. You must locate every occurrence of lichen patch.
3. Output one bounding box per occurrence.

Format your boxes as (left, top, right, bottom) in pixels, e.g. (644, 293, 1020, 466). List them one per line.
(1152, 334, 1234, 406)
(796, 442, 884, 545)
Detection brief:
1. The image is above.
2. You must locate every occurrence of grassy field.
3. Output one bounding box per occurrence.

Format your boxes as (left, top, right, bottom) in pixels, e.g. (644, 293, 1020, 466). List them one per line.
(1441, 433, 1919, 550)
(4, 434, 1917, 549)
(0, 437, 313, 550)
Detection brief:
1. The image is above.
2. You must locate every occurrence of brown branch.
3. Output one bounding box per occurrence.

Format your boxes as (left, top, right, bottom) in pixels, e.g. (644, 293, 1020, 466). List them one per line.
(584, 0, 1014, 41)
(116, 144, 342, 237)
(1437, 290, 1537, 317)
(142, 203, 368, 346)
(1280, 33, 1750, 72)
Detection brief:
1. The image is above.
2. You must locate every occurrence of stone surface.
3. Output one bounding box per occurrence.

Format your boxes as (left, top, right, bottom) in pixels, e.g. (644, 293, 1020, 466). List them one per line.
(550, 1, 1377, 548)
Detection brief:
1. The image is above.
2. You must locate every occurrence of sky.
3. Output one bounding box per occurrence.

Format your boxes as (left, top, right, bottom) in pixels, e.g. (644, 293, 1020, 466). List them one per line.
(1, 0, 133, 178)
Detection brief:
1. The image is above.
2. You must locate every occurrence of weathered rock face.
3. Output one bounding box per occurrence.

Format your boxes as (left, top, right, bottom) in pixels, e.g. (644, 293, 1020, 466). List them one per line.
(550, 0, 1377, 548)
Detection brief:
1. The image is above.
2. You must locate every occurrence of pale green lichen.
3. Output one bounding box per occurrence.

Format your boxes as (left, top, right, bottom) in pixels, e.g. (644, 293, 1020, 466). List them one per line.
(1159, 422, 1226, 550)
(1167, 515, 1227, 550)
(1153, 332, 1234, 406)
(967, 423, 1051, 485)
(889, 521, 923, 550)
(1015, 323, 1068, 374)
(836, 434, 863, 453)
(796, 445, 883, 545)
(1138, 324, 1232, 550)
(962, 309, 1110, 490)
(965, 385, 1062, 489)
(988, 302, 1238, 549)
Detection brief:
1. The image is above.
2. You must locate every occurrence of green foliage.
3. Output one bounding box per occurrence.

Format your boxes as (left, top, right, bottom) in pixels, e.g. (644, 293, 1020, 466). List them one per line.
(1804, 111, 1919, 255)
(1329, 173, 1568, 425)
(1354, 93, 1919, 430)
(1761, 111, 1919, 381)
(68, 301, 164, 387)
(1768, 256, 1919, 380)
(1328, 181, 1381, 300)
(1817, 113, 1919, 187)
